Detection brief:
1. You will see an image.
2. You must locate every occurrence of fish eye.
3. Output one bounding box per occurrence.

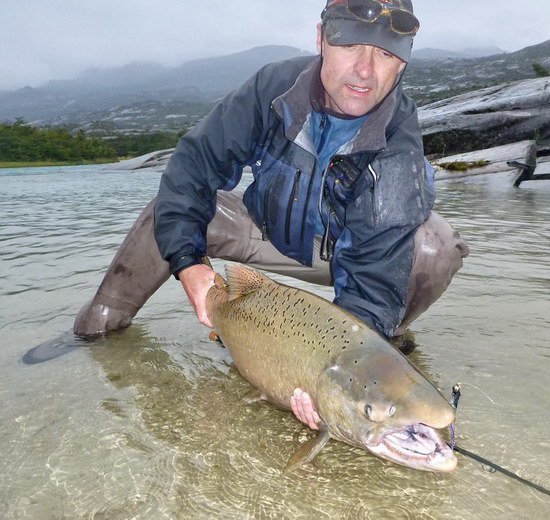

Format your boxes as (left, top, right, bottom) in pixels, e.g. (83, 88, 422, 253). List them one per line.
(364, 405, 373, 419)
(389, 405, 396, 417)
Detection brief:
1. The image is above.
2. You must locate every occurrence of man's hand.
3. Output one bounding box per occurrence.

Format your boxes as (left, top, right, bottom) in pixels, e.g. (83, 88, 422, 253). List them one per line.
(290, 388, 321, 430)
(178, 264, 216, 328)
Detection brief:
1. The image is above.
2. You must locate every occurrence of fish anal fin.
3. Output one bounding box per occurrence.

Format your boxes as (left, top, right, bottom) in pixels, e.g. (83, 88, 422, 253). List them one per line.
(207, 331, 225, 348)
(224, 264, 273, 300)
(283, 430, 331, 474)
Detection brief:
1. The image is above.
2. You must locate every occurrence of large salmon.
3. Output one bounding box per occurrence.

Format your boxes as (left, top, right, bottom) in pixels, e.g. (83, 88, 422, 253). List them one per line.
(206, 264, 457, 472)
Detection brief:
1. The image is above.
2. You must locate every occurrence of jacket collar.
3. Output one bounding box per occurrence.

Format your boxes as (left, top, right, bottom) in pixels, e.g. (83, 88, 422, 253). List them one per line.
(272, 56, 401, 155)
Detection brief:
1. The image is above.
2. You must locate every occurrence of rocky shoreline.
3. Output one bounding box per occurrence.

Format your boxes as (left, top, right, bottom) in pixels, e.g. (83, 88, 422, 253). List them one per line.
(432, 140, 537, 180)
(111, 139, 546, 184)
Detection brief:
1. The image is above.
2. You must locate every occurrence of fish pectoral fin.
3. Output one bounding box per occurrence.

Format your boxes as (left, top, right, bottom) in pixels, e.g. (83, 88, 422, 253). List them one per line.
(242, 389, 267, 404)
(283, 430, 331, 474)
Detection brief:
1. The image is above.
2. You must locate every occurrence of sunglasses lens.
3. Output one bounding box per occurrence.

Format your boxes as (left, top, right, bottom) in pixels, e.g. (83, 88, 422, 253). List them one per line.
(390, 10, 420, 34)
(348, 0, 382, 21)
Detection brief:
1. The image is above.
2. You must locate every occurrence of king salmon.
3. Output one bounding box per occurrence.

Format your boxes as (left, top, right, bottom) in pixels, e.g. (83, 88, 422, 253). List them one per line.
(206, 264, 457, 472)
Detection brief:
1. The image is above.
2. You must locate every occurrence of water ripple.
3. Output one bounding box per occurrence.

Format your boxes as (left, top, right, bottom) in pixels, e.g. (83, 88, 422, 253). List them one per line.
(1, 166, 549, 519)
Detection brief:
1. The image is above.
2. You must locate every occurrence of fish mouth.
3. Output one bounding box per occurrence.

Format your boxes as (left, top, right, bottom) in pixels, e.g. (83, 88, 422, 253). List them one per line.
(365, 424, 457, 472)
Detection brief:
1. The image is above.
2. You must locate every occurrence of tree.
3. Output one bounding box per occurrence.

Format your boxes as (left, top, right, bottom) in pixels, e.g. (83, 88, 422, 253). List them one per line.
(0, 122, 116, 162)
(532, 62, 549, 78)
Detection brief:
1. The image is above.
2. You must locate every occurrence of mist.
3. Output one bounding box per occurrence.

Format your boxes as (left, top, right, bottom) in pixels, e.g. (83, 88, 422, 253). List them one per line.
(2, 0, 548, 90)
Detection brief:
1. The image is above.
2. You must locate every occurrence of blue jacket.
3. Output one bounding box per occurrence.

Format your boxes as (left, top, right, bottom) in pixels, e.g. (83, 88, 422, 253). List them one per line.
(154, 56, 435, 337)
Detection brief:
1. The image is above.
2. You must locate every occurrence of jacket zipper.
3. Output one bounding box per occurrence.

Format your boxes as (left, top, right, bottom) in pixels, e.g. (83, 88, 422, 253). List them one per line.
(318, 161, 332, 262)
(261, 176, 276, 241)
(284, 169, 302, 245)
(367, 163, 378, 225)
(320, 193, 333, 261)
(299, 164, 318, 264)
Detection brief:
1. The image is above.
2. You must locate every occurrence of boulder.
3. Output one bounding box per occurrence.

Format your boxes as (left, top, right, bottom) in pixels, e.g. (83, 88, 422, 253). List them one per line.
(419, 77, 550, 156)
(109, 148, 175, 171)
(432, 140, 537, 180)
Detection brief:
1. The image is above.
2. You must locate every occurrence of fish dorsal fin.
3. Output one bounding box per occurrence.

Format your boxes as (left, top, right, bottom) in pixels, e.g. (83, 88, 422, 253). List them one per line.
(224, 264, 273, 301)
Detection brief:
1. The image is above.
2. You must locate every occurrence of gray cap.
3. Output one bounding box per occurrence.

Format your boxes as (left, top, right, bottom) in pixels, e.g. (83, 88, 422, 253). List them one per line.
(321, 0, 419, 62)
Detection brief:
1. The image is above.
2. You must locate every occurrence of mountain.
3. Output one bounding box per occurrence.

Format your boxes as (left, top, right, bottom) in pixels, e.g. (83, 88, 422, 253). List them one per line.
(0, 40, 548, 133)
(76, 61, 169, 88)
(412, 46, 506, 60)
(459, 46, 507, 58)
(146, 45, 313, 97)
(0, 46, 313, 129)
(405, 39, 550, 105)
(412, 48, 469, 60)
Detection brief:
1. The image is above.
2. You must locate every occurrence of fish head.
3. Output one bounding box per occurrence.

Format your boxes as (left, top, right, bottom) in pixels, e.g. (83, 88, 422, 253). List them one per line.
(315, 340, 457, 472)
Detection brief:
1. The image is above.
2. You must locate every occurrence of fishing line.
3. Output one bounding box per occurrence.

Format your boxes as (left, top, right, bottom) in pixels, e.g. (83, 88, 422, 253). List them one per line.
(453, 381, 496, 405)
(453, 444, 550, 497)
(449, 384, 550, 497)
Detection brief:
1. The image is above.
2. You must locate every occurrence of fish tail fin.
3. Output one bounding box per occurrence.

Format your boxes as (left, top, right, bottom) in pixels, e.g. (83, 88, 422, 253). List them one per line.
(224, 264, 273, 300)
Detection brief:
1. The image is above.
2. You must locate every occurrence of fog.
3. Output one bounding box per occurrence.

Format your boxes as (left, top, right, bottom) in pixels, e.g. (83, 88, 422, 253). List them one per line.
(2, 0, 548, 90)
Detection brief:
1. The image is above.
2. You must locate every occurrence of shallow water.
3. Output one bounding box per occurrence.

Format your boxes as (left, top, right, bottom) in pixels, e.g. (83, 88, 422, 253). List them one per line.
(0, 165, 549, 519)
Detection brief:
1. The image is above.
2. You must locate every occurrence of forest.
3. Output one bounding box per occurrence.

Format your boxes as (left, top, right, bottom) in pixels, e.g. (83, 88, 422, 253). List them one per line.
(0, 120, 182, 165)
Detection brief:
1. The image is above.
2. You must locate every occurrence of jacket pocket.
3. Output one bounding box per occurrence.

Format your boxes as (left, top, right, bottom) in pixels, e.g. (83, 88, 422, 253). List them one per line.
(372, 151, 432, 228)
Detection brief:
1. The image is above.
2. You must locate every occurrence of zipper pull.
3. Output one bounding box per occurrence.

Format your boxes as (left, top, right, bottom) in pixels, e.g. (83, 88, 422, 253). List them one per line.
(368, 164, 378, 192)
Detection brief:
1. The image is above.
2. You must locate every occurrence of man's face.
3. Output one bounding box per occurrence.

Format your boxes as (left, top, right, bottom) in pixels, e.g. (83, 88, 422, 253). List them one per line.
(316, 24, 406, 117)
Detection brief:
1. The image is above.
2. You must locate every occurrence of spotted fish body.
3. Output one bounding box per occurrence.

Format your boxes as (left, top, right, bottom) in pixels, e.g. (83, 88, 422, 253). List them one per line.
(206, 264, 457, 472)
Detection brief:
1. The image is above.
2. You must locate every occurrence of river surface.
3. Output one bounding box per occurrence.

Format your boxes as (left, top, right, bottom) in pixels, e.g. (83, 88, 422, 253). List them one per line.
(0, 164, 549, 519)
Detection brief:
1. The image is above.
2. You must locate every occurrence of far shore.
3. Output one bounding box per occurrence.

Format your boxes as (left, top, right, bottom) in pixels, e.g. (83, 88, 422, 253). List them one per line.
(2, 141, 544, 183)
(0, 158, 130, 169)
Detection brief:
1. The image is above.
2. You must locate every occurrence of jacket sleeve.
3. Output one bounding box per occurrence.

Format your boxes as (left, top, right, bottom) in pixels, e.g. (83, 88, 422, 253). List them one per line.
(154, 71, 268, 276)
(332, 107, 436, 337)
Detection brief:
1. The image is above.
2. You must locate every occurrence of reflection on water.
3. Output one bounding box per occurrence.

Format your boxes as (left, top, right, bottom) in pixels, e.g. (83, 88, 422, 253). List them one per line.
(0, 165, 549, 519)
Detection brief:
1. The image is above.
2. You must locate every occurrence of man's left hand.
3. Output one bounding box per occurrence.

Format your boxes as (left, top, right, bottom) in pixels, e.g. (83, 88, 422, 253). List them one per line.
(290, 388, 321, 430)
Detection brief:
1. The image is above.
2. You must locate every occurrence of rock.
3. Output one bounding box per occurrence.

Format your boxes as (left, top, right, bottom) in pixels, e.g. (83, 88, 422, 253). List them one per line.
(432, 140, 537, 180)
(419, 77, 550, 156)
(108, 148, 175, 171)
(536, 156, 550, 175)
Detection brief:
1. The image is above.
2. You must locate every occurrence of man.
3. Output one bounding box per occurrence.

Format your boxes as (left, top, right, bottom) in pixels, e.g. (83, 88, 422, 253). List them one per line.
(154, 0, 467, 334)
(75, 0, 468, 428)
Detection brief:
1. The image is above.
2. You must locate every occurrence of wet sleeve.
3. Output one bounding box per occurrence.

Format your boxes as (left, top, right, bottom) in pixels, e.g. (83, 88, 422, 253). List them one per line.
(332, 123, 435, 337)
(154, 72, 266, 276)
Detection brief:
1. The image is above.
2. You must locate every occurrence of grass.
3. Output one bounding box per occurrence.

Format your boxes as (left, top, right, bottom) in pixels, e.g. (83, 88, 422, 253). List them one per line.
(0, 159, 118, 169)
(436, 160, 490, 171)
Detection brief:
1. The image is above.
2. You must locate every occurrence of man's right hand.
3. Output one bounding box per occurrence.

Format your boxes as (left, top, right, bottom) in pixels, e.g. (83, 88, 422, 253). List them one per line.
(177, 264, 217, 328)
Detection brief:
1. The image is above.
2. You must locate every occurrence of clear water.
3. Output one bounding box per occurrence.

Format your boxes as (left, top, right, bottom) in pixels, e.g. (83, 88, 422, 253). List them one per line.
(1, 165, 549, 519)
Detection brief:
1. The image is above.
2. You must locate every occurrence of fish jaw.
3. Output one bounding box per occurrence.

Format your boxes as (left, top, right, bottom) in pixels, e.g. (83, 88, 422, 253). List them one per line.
(315, 343, 458, 472)
(364, 423, 457, 472)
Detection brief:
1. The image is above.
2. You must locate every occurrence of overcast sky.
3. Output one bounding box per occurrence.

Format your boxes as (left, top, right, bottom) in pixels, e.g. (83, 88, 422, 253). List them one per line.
(3, 0, 549, 90)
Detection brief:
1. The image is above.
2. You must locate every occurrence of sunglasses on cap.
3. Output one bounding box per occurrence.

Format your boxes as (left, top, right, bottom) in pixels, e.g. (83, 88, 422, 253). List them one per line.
(326, 0, 420, 35)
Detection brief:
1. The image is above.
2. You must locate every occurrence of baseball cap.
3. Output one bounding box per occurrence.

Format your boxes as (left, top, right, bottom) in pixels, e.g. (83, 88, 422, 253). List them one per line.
(321, 0, 419, 62)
